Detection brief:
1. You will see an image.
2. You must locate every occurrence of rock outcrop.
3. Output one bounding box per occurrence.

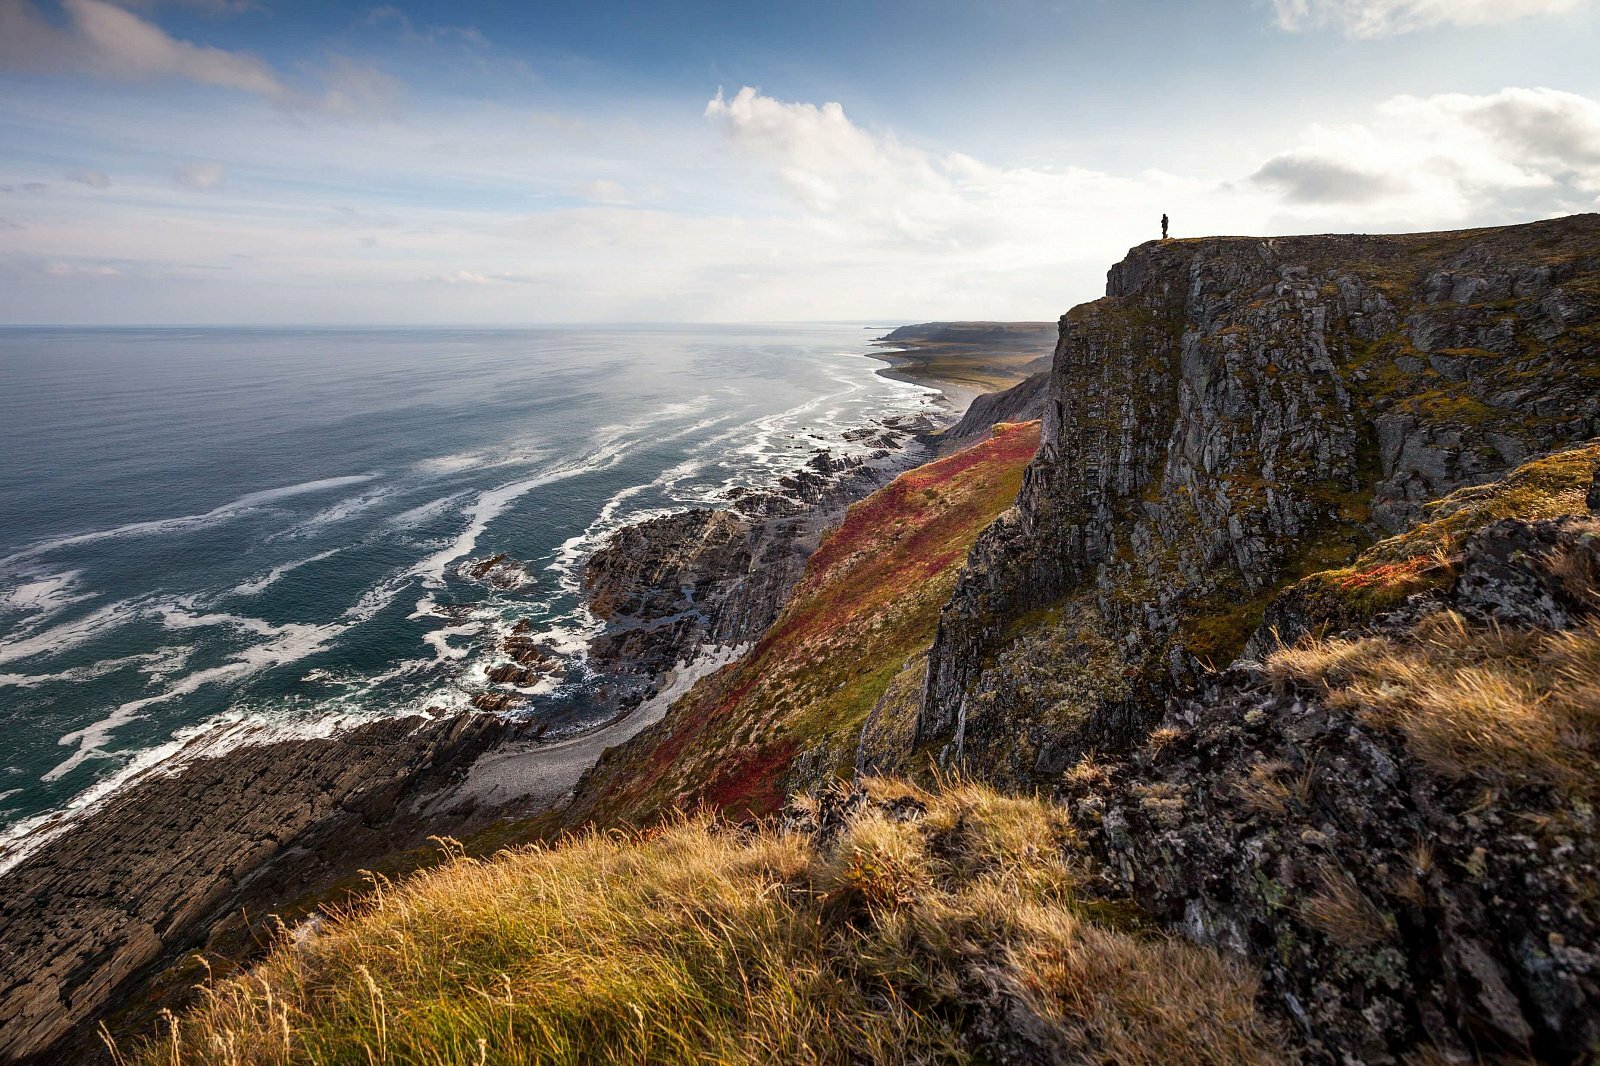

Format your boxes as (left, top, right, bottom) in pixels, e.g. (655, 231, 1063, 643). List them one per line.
(920, 215, 1600, 786)
(581, 437, 935, 706)
(1057, 460, 1600, 1062)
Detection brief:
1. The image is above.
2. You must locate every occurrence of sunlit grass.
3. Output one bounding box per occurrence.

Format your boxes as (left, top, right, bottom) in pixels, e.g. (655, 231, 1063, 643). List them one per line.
(128, 781, 1289, 1065)
(1268, 611, 1600, 795)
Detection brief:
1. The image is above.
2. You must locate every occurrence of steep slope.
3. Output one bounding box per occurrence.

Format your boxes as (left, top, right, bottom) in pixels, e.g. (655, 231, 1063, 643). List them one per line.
(1059, 443, 1600, 1062)
(563, 421, 1040, 825)
(936, 370, 1049, 451)
(921, 214, 1600, 787)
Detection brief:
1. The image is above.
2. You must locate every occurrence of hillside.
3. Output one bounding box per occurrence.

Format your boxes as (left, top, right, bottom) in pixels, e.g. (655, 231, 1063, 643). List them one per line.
(112, 216, 1600, 1063)
(134, 780, 1292, 1065)
(562, 419, 1042, 826)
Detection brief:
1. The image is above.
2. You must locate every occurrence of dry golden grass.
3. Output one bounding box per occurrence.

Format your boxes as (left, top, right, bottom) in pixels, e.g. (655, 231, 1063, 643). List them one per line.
(1299, 864, 1393, 948)
(1267, 611, 1600, 794)
(129, 781, 1290, 1065)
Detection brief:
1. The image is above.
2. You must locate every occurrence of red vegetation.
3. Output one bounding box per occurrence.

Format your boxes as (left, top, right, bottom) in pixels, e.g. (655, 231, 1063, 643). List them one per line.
(569, 420, 1042, 827)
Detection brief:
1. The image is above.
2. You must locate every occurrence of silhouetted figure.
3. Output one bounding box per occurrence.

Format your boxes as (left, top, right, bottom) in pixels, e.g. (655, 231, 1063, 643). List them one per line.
(1161, 213, 1169, 240)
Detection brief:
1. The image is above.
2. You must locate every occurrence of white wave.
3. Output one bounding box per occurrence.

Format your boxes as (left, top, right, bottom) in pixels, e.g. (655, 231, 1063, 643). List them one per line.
(343, 572, 409, 623)
(0, 598, 145, 667)
(423, 620, 483, 663)
(274, 489, 393, 539)
(412, 451, 491, 475)
(230, 549, 342, 597)
(388, 491, 468, 530)
(407, 404, 704, 588)
(2, 570, 88, 615)
(0, 650, 169, 690)
(1, 700, 439, 875)
(42, 614, 347, 783)
(0, 474, 380, 570)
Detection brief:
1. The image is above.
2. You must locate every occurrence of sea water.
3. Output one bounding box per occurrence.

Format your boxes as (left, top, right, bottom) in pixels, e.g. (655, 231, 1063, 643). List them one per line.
(0, 325, 938, 858)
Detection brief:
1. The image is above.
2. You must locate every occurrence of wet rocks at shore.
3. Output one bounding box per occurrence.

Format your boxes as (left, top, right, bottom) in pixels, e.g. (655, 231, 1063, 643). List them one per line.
(455, 552, 537, 592)
(579, 425, 940, 712)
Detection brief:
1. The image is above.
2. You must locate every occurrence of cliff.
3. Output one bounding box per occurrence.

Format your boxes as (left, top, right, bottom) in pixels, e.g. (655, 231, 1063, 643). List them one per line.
(29, 217, 1600, 1065)
(921, 214, 1600, 784)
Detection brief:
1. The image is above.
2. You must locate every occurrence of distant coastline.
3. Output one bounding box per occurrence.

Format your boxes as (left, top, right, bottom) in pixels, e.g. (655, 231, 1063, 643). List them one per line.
(864, 320, 1055, 412)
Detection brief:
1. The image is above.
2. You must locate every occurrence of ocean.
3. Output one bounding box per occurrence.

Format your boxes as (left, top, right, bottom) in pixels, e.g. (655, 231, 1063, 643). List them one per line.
(0, 324, 939, 858)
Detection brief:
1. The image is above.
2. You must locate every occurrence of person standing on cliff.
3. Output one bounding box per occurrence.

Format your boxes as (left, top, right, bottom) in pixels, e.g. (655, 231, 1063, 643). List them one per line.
(1161, 213, 1169, 240)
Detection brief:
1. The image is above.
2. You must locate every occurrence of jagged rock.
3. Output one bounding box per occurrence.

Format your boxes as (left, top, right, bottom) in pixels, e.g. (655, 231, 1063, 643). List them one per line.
(920, 215, 1600, 789)
(580, 435, 936, 711)
(470, 690, 523, 712)
(1453, 515, 1600, 629)
(456, 552, 537, 592)
(1056, 514, 1600, 1063)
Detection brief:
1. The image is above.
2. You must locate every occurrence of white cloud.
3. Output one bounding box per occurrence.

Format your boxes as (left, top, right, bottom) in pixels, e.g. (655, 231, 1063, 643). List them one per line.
(174, 160, 226, 190)
(425, 269, 541, 286)
(0, 0, 398, 114)
(706, 87, 968, 242)
(1271, 0, 1589, 37)
(365, 5, 488, 48)
(574, 178, 629, 204)
(1249, 88, 1600, 221)
(6, 82, 1599, 325)
(64, 0, 283, 94)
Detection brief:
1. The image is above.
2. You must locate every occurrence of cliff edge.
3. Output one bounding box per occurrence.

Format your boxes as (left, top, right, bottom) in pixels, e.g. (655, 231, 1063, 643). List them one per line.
(922, 214, 1600, 780)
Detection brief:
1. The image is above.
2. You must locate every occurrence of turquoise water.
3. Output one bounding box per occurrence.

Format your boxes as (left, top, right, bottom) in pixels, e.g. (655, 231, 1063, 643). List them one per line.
(0, 325, 936, 847)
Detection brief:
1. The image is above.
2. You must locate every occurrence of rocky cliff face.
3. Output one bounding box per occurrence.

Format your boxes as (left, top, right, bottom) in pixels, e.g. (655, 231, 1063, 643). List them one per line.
(920, 215, 1600, 786)
(1059, 445, 1600, 1062)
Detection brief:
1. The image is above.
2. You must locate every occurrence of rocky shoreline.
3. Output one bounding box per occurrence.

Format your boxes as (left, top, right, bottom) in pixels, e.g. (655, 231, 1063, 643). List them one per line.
(0, 386, 956, 1063)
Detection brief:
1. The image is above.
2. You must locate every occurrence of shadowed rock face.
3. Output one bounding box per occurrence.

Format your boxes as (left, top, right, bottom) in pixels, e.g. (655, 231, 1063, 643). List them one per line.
(920, 215, 1600, 783)
(0, 713, 523, 1064)
(1059, 499, 1600, 1063)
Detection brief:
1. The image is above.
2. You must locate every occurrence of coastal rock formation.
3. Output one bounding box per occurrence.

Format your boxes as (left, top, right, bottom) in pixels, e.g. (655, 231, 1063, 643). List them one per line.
(455, 553, 536, 592)
(581, 433, 937, 706)
(0, 713, 525, 1063)
(920, 215, 1600, 786)
(1057, 453, 1600, 1062)
(563, 421, 1041, 826)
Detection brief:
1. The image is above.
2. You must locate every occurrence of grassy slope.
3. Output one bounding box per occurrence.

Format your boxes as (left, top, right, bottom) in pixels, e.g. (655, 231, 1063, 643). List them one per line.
(564, 420, 1042, 825)
(1267, 442, 1600, 796)
(137, 780, 1289, 1066)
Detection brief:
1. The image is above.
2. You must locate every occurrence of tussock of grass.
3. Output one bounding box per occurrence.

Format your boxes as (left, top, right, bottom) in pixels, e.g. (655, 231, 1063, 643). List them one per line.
(1267, 612, 1600, 794)
(133, 782, 1288, 1065)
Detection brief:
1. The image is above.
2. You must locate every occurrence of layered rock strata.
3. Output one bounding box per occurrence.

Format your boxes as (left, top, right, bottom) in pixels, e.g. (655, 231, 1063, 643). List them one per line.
(0, 713, 526, 1063)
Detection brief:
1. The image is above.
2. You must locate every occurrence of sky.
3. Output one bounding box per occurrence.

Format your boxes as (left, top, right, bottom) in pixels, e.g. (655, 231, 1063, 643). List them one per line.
(1, 0, 1598, 324)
